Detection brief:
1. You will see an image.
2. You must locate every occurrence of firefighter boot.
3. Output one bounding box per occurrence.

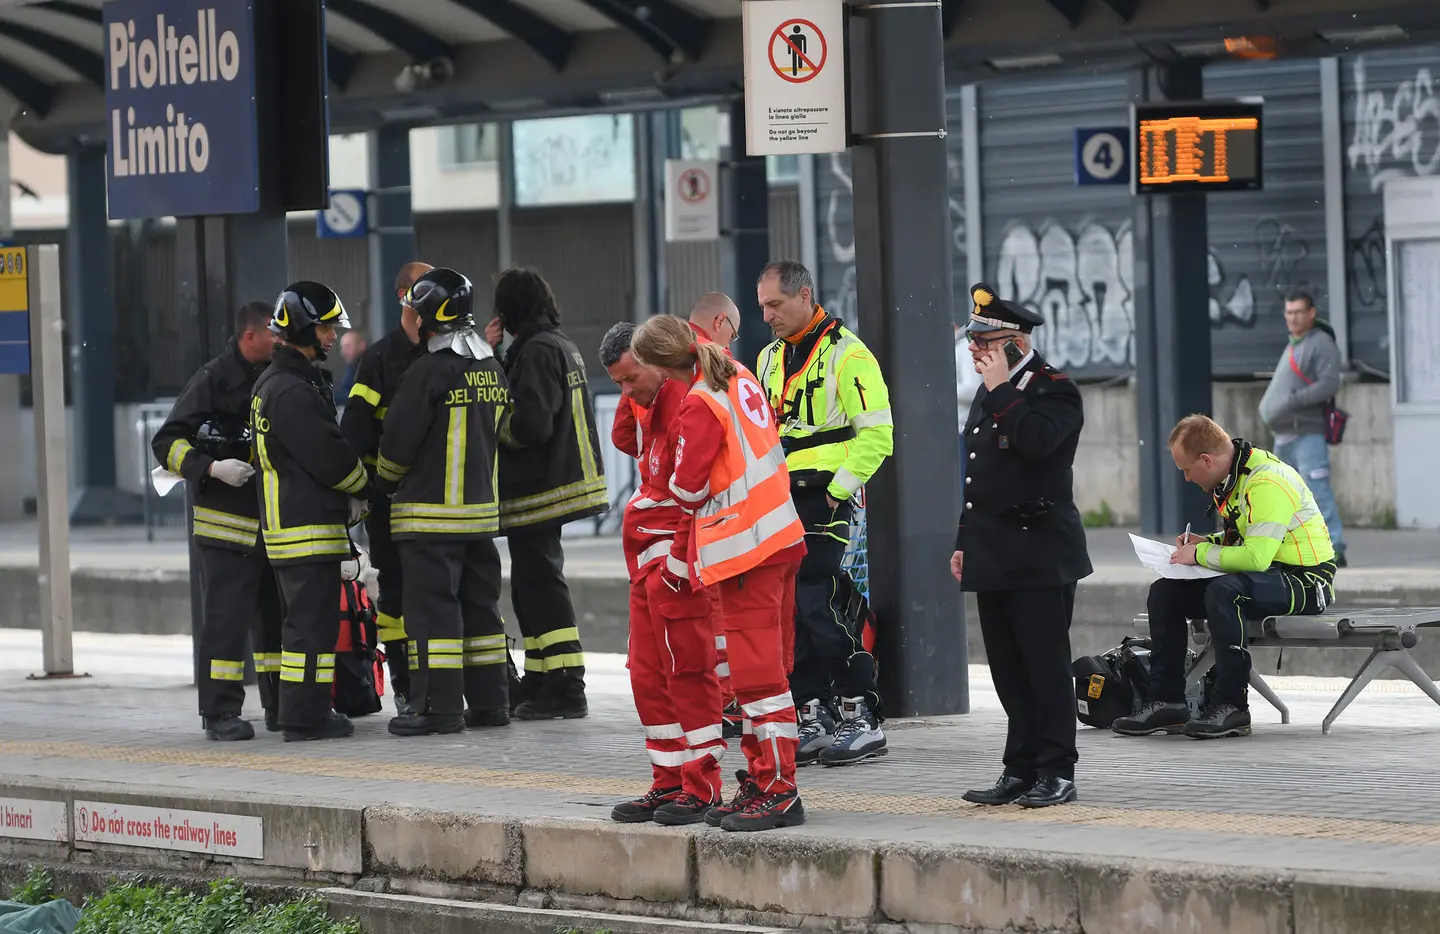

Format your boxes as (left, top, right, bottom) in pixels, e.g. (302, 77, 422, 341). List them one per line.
(795, 699, 836, 766)
(465, 706, 511, 728)
(820, 696, 888, 766)
(283, 710, 355, 743)
(388, 712, 466, 737)
(386, 640, 414, 715)
(204, 713, 255, 742)
(514, 669, 589, 720)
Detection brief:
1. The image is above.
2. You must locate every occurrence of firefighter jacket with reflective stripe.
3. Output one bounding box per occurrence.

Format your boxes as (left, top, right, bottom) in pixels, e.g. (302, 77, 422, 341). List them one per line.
(151, 340, 264, 552)
(339, 328, 420, 473)
(755, 310, 894, 503)
(1197, 445, 1337, 574)
(669, 363, 805, 587)
(252, 346, 372, 564)
(616, 379, 689, 583)
(372, 347, 507, 539)
(496, 326, 608, 529)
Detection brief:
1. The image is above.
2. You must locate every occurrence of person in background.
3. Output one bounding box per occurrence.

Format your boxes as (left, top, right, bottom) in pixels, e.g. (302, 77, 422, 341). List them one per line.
(1258, 291, 1347, 567)
(334, 330, 368, 406)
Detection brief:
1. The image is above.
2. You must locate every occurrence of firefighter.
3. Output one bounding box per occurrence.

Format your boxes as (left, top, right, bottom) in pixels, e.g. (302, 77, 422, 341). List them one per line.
(340, 260, 434, 713)
(152, 301, 284, 741)
(374, 268, 511, 735)
(252, 281, 372, 742)
(755, 259, 894, 767)
(600, 321, 727, 825)
(484, 268, 608, 720)
(631, 315, 808, 833)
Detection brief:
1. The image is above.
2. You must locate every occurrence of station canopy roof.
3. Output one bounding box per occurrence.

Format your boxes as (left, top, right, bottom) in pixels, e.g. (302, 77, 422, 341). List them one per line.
(3, 0, 1440, 152)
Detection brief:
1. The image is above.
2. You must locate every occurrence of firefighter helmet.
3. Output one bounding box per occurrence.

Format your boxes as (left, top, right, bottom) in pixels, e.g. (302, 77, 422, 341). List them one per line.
(403, 267, 474, 338)
(193, 415, 253, 464)
(270, 281, 349, 360)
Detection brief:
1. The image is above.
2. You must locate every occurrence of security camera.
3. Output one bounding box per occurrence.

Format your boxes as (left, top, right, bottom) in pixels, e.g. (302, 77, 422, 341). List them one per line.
(393, 57, 454, 93)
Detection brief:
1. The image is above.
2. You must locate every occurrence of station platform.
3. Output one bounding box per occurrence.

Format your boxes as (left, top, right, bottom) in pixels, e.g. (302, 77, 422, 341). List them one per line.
(2, 630, 1440, 932)
(0, 523, 1437, 678)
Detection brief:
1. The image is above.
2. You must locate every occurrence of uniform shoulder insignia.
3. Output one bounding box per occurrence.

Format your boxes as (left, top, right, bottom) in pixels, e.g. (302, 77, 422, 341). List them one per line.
(1043, 367, 1069, 381)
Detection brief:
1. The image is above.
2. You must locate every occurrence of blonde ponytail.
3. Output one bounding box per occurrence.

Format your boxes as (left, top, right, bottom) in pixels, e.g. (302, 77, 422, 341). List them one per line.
(631, 314, 737, 392)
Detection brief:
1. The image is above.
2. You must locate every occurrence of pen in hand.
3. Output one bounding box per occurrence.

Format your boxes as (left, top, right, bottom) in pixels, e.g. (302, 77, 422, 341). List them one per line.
(1183, 522, 1191, 545)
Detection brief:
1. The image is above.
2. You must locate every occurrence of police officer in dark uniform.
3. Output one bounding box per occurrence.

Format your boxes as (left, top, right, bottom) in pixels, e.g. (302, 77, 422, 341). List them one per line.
(340, 260, 434, 712)
(252, 281, 372, 742)
(949, 283, 1092, 808)
(374, 268, 511, 736)
(485, 268, 608, 720)
(152, 301, 284, 741)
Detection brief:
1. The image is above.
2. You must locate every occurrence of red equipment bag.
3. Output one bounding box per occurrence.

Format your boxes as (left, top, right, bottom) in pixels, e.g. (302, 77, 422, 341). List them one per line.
(334, 576, 385, 716)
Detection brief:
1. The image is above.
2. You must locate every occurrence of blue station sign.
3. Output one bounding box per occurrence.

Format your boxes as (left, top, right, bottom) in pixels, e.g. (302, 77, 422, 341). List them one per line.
(103, 0, 260, 220)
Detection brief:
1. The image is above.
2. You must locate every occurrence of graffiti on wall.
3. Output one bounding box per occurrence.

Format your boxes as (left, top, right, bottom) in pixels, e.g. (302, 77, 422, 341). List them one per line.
(1348, 57, 1440, 193)
(994, 218, 1256, 371)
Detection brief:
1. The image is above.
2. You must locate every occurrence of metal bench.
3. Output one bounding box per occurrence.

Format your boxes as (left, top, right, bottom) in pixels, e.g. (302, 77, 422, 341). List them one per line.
(1133, 607, 1440, 734)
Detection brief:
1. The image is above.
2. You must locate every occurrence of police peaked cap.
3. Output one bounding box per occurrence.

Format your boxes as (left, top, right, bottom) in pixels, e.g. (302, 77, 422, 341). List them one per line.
(967, 282, 1043, 333)
(271, 281, 349, 338)
(406, 267, 475, 334)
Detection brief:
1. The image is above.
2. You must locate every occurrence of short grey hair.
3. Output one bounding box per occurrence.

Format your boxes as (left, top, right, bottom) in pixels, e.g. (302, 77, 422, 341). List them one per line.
(758, 260, 815, 300)
(598, 321, 636, 368)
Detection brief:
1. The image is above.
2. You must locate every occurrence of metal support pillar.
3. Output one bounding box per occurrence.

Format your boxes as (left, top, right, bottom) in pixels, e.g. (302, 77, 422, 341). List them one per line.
(367, 125, 415, 336)
(1320, 57, 1350, 365)
(849, 1, 966, 716)
(724, 99, 772, 368)
(645, 109, 682, 317)
(497, 122, 515, 272)
(633, 114, 657, 322)
(67, 147, 138, 524)
(0, 123, 22, 520)
(1132, 63, 1213, 535)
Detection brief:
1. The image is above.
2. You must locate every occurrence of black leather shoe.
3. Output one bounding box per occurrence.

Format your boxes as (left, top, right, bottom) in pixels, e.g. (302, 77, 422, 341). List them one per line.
(962, 774, 1034, 805)
(1016, 776, 1077, 808)
(388, 712, 465, 736)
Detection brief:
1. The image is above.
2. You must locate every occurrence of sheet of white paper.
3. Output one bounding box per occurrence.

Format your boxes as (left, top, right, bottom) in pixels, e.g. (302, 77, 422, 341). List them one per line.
(150, 466, 185, 497)
(1127, 533, 1225, 580)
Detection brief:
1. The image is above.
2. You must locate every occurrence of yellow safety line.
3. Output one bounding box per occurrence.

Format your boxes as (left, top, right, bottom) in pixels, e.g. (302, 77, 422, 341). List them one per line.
(0, 740, 1435, 848)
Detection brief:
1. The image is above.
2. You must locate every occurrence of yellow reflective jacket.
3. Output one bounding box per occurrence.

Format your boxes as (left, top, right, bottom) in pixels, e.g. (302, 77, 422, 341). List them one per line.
(1196, 446, 1336, 574)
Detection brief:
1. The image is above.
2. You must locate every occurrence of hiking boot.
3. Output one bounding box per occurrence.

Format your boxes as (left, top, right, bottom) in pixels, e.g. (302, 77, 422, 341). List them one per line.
(721, 700, 744, 740)
(720, 789, 806, 832)
(283, 710, 354, 742)
(1112, 701, 1190, 736)
(387, 712, 466, 737)
(653, 792, 718, 827)
(1184, 703, 1252, 739)
(203, 713, 254, 742)
(611, 786, 682, 823)
(464, 707, 510, 728)
(820, 697, 887, 766)
(514, 672, 588, 720)
(795, 698, 836, 766)
(706, 771, 762, 827)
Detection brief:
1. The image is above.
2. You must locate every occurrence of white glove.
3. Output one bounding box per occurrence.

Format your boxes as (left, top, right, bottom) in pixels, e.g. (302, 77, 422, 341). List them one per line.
(348, 496, 368, 526)
(207, 459, 254, 488)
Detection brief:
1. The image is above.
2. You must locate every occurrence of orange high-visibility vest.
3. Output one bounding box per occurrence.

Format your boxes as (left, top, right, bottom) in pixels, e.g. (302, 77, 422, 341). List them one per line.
(689, 365, 804, 586)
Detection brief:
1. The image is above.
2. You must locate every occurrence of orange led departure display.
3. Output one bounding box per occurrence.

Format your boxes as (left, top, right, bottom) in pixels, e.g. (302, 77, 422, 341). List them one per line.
(1132, 101, 1263, 194)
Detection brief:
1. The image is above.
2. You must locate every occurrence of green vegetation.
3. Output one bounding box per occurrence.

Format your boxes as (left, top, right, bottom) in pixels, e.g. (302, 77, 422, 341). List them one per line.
(10, 864, 58, 905)
(1082, 500, 1116, 528)
(1374, 505, 1398, 530)
(554, 926, 613, 934)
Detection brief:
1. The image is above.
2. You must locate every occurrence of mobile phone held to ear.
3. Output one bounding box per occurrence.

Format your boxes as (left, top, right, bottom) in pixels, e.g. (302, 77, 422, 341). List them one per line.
(1002, 339, 1025, 369)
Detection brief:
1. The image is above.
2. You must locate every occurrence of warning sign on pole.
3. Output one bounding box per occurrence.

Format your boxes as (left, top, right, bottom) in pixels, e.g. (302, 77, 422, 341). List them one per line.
(665, 159, 720, 242)
(742, 0, 848, 156)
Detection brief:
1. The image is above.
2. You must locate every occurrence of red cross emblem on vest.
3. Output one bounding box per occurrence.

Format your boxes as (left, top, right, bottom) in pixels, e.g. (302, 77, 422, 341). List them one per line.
(738, 377, 771, 429)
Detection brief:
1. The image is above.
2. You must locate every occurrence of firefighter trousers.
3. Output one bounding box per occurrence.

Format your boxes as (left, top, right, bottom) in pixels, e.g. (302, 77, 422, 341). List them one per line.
(720, 562, 798, 794)
(508, 526, 585, 683)
(274, 561, 343, 730)
(401, 537, 508, 717)
(629, 571, 725, 800)
(196, 544, 282, 719)
(365, 494, 411, 694)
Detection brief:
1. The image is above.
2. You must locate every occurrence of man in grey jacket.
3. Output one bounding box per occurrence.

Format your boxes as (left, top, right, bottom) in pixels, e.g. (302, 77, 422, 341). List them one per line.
(1257, 291, 1347, 566)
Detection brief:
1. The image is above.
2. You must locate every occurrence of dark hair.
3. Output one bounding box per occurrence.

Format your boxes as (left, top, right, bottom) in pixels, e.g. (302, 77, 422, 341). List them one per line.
(236, 300, 272, 336)
(757, 259, 815, 299)
(494, 267, 560, 335)
(599, 321, 636, 368)
(1286, 291, 1314, 309)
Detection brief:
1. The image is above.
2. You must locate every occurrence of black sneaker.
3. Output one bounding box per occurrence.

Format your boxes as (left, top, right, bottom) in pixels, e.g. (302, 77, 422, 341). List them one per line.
(611, 786, 682, 823)
(203, 713, 254, 742)
(464, 707, 510, 728)
(653, 793, 717, 827)
(387, 712, 466, 736)
(1184, 703, 1251, 739)
(706, 770, 762, 827)
(720, 789, 805, 832)
(1112, 701, 1190, 736)
(283, 711, 355, 743)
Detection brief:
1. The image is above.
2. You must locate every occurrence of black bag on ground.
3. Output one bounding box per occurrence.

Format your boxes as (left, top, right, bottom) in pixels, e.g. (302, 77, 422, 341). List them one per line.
(333, 577, 384, 717)
(1075, 635, 1211, 728)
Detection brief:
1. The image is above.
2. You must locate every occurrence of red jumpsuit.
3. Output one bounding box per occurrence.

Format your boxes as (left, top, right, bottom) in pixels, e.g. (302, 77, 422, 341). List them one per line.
(669, 376, 805, 795)
(616, 381, 726, 800)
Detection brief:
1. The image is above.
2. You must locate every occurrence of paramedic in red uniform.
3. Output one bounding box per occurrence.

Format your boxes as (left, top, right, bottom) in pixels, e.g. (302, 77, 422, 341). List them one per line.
(630, 314, 807, 833)
(600, 321, 727, 826)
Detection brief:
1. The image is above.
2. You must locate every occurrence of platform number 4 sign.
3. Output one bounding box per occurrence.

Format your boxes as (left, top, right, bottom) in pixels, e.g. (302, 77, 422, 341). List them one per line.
(1075, 127, 1130, 186)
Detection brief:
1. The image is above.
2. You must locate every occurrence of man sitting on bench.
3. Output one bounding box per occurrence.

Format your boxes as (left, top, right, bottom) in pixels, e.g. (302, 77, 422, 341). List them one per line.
(1114, 414, 1338, 740)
